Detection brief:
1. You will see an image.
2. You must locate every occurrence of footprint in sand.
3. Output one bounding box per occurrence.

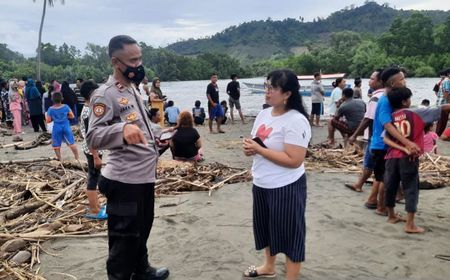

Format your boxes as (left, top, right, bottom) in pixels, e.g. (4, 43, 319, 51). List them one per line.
(383, 225, 398, 233)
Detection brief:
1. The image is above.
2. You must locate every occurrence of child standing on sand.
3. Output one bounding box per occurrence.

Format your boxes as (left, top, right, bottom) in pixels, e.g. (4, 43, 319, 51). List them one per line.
(79, 81, 107, 219)
(423, 123, 438, 154)
(45, 92, 79, 161)
(383, 87, 450, 234)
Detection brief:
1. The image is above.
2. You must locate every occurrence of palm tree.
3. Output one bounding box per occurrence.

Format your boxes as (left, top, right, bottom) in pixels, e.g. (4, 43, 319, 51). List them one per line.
(33, 0, 65, 80)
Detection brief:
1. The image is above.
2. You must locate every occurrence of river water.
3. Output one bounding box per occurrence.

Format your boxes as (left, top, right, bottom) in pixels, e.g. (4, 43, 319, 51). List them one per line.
(155, 77, 440, 116)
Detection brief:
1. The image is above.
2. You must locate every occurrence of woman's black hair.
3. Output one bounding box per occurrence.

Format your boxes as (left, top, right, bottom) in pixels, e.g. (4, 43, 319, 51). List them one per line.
(80, 80, 99, 100)
(332, 77, 344, 88)
(354, 78, 362, 86)
(152, 77, 160, 87)
(195, 100, 201, 107)
(150, 108, 159, 120)
(266, 69, 308, 118)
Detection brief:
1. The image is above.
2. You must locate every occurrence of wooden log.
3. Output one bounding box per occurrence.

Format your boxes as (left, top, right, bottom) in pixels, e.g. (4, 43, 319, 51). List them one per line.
(0, 178, 84, 223)
(0, 157, 54, 165)
(208, 170, 249, 196)
(0, 232, 107, 240)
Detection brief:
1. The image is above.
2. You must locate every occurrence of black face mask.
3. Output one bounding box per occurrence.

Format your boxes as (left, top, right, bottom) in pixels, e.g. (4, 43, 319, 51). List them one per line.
(117, 58, 146, 84)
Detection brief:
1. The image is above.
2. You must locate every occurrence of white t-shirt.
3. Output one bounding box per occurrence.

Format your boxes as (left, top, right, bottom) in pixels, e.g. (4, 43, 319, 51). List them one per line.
(251, 108, 311, 189)
(363, 89, 385, 140)
(328, 87, 342, 115)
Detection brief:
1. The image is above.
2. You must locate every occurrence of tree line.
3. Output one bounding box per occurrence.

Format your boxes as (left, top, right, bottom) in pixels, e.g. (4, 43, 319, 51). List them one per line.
(252, 13, 450, 78)
(0, 42, 251, 82)
(1, 12, 449, 82)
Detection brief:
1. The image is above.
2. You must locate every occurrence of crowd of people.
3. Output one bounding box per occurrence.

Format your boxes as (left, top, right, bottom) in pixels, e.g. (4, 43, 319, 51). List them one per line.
(326, 67, 450, 236)
(2, 32, 450, 280)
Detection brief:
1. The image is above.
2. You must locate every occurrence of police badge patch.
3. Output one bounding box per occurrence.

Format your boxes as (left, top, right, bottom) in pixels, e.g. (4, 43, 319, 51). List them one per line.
(93, 103, 106, 117)
(126, 112, 138, 122)
(118, 97, 128, 105)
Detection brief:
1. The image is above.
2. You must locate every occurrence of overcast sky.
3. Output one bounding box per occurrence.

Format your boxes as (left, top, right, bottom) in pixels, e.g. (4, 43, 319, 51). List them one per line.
(1, 0, 449, 57)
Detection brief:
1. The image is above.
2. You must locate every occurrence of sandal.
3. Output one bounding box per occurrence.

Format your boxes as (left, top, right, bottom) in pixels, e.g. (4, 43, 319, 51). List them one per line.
(84, 205, 108, 220)
(243, 266, 276, 278)
(364, 202, 378, 209)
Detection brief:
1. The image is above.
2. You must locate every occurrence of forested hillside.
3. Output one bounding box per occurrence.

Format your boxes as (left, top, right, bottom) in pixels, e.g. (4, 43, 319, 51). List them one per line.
(167, 2, 450, 63)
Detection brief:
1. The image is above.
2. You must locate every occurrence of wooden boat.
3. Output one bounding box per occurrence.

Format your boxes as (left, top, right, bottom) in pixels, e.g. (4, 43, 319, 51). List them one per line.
(243, 73, 347, 97)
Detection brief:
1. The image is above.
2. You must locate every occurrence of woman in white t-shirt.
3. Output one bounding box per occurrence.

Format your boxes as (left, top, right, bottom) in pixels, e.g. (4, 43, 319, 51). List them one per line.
(328, 77, 346, 116)
(242, 69, 311, 279)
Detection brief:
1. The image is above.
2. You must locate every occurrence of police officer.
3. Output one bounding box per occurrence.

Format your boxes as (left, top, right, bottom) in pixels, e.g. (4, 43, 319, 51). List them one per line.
(86, 35, 169, 280)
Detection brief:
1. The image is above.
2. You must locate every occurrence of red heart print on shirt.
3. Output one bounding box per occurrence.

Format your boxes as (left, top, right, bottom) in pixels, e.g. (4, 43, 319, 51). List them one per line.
(256, 124, 273, 141)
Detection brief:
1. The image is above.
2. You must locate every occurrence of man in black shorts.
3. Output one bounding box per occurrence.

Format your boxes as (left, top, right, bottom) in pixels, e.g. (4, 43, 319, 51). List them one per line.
(206, 73, 225, 133)
(310, 72, 324, 126)
(226, 74, 246, 124)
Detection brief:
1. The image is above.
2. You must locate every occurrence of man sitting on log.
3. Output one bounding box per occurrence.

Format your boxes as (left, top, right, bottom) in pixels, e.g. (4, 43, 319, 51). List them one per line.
(327, 88, 366, 146)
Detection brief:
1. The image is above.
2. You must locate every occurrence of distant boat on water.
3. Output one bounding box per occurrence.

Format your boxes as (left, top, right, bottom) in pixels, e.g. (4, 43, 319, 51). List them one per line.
(243, 73, 347, 97)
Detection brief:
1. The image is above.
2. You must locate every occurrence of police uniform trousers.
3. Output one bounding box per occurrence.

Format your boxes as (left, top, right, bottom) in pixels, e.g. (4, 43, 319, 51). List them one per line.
(98, 175, 155, 280)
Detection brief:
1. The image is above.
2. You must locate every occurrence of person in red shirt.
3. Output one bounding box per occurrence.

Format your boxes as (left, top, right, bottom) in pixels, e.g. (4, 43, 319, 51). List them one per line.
(384, 87, 450, 234)
(440, 127, 450, 141)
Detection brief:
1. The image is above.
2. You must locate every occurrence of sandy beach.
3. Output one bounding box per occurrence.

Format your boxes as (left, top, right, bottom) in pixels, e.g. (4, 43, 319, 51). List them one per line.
(1, 118, 450, 280)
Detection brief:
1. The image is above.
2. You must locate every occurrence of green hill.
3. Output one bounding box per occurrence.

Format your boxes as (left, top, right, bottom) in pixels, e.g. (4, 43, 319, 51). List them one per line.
(166, 2, 450, 64)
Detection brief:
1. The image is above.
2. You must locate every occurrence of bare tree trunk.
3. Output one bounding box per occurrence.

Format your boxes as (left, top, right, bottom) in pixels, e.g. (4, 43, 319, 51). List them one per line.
(37, 0, 47, 81)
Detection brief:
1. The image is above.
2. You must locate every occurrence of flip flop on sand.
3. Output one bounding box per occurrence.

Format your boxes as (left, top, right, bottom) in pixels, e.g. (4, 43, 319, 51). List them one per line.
(345, 183, 362, 192)
(85, 205, 108, 220)
(243, 266, 276, 278)
(364, 202, 377, 209)
(374, 209, 388, 216)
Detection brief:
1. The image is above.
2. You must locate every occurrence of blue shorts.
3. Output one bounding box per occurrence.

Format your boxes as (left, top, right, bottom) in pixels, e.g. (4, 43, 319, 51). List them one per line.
(363, 140, 374, 170)
(209, 104, 224, 120)
(52, 123, 75, 148)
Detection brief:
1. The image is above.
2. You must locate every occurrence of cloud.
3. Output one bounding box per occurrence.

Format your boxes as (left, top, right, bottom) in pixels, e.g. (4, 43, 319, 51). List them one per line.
(1, 0, 449, 57)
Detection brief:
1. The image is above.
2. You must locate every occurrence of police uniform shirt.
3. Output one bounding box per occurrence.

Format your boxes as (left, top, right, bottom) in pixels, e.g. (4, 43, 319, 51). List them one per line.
(86, 75, 158, 184)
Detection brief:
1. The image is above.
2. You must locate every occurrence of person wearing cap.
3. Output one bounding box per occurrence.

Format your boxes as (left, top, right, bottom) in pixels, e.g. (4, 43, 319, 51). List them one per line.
(86, 35, 169, 280)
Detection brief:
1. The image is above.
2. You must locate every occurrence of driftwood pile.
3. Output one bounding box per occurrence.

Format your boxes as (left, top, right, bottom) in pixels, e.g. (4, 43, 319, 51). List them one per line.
(0, 126, 83, 151)
(156, 160, 252, 196)
(0, 158, 250, 279)
(306, 146, 450, 189)
(0, 158, 103, 279)
(14, 133, 52, 151)
(306, 145, 364, 173)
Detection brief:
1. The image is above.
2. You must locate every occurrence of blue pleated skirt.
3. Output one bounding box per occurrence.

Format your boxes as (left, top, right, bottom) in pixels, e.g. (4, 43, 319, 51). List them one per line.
(252, 174, 307, 262)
